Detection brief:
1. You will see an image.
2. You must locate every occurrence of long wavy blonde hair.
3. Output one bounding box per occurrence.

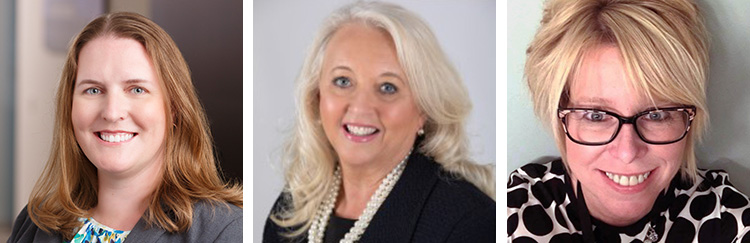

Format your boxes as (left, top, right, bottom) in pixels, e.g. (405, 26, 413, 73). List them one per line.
(271, 1, 495, 237)
(27, 12, 242, 241)
(525, 0, 709, 183)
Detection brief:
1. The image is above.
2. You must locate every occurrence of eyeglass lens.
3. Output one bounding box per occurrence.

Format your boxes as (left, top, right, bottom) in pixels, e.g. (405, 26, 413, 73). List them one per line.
(564, 110, 690, 144)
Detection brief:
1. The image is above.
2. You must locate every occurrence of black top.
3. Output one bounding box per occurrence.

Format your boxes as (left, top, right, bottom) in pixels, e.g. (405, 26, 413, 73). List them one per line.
(324, 215, 356, 243)
(507, 159, 750, 242)
(263, 151, 496, 242)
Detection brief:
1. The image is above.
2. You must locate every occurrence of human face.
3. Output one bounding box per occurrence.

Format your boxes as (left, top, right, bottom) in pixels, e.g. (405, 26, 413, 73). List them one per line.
(72, 36, 167, 179)
(318, 23, 425, 169)
(565, 45, 686, 226)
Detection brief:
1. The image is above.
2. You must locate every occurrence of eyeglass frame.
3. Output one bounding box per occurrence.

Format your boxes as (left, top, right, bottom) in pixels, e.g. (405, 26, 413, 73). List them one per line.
(557, 106, 696, 146)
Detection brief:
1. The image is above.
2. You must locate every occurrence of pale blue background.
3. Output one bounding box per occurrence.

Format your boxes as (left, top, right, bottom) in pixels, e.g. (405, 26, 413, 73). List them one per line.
(507, 1, 750, 194)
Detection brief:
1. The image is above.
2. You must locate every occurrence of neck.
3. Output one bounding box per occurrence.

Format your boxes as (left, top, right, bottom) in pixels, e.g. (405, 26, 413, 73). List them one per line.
(334, 148, 411, 219)
(91, 160, 163, 231)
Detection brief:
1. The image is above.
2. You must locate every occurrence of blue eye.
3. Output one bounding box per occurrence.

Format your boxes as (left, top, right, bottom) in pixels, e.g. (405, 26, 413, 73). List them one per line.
(85, 88, 101, 95)
(583, 111, 607, 122)
(131, 87, 145, 94)
(645, 111, 670, 121)
(380, 83, 397, 94)
(333, 77, 351, 88)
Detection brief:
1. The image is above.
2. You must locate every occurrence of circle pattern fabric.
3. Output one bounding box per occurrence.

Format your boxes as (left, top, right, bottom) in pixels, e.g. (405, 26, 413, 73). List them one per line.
(507, 159, 750, 242)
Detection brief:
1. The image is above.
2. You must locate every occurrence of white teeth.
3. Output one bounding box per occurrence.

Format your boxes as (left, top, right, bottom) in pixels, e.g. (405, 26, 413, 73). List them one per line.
(346, 125, 377, 136)
(605, 171, 651, 186)
(99, 132, 134, 143)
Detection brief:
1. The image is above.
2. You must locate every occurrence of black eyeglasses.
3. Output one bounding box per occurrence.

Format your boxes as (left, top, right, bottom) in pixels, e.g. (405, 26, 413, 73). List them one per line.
(557, 106, 696, 146)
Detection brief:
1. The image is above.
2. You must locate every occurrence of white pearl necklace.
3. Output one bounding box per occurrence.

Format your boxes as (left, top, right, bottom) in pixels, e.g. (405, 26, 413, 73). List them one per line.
(307, 150, 412, 243)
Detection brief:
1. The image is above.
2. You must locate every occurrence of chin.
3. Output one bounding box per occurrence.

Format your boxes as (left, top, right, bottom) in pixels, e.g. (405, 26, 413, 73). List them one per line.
(337, 154, 374, 166)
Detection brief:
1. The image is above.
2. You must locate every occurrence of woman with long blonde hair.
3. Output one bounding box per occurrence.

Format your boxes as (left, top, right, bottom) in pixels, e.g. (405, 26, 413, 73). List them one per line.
(264, 2, 495, 242)
(8, 12, 242, 242)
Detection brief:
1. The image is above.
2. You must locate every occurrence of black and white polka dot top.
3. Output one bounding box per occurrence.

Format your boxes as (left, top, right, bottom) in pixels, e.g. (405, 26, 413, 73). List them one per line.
(507, 159, 750, 243)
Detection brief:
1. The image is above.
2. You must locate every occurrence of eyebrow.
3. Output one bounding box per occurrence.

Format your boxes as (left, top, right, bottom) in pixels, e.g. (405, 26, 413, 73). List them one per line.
(329, 66, 405, 80)
(76, 79, 151, 88)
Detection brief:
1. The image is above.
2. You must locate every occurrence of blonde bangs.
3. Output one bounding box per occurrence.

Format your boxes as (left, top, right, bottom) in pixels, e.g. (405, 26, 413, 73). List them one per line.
(526, 0, 709, 183)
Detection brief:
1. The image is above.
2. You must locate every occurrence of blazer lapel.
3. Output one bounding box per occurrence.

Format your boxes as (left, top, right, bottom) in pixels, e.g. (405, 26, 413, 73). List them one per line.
(124, 217, 166, 242)
(358, 152, 440, 242)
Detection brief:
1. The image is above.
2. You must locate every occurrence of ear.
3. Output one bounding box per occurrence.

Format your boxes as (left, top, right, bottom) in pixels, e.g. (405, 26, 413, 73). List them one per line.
(417, 113, 427, 131)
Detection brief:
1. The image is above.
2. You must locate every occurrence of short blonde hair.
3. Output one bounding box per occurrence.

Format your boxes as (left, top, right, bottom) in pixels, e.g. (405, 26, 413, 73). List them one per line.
(28, 12, 242, 240)
(272, 1, 495, 237)
(525, 0, 709, 183)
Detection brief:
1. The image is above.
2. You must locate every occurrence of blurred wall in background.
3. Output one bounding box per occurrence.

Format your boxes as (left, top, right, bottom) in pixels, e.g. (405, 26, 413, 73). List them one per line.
(0, 0, 14, 228)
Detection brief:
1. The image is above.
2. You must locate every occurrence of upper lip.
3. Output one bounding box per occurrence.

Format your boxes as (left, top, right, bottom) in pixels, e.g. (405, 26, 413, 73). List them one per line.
(601, 169, 653, 176)
(96, 130, 136, 133)
(343, 123, 379, 129)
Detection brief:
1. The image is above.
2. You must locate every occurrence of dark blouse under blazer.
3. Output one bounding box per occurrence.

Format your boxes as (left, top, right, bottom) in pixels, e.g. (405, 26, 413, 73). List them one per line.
(263, 151, 496, 242)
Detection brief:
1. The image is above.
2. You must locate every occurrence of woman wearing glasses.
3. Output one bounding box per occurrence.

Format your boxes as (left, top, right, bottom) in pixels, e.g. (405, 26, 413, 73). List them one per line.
(508, 0, 750, 242)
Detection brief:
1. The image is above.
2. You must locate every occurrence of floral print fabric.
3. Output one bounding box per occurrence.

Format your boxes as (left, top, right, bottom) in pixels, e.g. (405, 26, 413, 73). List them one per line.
(69, 217, 130, 243)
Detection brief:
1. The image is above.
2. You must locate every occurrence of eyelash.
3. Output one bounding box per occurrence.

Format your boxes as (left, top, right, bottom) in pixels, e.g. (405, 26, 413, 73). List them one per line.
(82, 87, 148, 95)
(331, 76, 399, 95)
(84, 87, 101, 95)
(380, 82, 397, 94)
(333, 76, 351, 88)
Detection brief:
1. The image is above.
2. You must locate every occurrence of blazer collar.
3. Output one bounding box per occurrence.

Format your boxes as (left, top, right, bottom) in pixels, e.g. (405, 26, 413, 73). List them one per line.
(124, 217, 166, 243)
(358, 151, 441, 242)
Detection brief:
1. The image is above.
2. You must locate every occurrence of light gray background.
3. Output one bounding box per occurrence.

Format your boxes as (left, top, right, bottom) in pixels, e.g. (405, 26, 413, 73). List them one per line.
(507, 1, 750, 194)
(254, 0, 495, 241)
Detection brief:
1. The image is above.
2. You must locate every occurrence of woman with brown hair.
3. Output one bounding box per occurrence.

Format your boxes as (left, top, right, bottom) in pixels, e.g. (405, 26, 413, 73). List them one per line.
(8, 12, 242, 242)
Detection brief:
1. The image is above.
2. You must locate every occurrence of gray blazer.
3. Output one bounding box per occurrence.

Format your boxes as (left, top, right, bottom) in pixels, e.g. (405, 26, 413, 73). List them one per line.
(8, 200, 242, 242)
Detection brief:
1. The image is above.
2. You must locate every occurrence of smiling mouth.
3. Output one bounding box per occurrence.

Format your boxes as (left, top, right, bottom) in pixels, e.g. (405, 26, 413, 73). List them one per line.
(344, 124, 379, 136)
(605, 171, 651, 186)
(96, 132, 137, 143)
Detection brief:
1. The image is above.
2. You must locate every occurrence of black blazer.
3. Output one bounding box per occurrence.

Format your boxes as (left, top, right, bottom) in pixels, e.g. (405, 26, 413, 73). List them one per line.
(263, 151, 496, 242)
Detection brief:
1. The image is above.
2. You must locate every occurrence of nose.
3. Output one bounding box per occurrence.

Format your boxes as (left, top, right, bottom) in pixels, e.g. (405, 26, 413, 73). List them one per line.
(102, 93, 128, 122)
(346, 87, 377, 116)
(607, 124, 647, 164)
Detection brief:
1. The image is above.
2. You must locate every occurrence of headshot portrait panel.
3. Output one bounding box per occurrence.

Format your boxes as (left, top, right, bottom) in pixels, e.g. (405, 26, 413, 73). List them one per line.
(254, 0, 496, 242)
(7, 1, 243, 242)
(506, 0, 750, 242)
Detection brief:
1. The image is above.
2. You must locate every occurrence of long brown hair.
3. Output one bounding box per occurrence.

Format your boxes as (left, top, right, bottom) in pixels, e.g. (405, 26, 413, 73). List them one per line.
(28, 12, 242, 240)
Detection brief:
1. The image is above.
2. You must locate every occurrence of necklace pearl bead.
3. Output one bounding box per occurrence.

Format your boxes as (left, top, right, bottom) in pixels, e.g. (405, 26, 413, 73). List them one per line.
(307, 149, 412, 243)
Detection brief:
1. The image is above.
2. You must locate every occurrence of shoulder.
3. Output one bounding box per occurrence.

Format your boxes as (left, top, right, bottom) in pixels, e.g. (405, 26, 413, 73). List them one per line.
(263, 192, 305, 243)
(507, 159, 569, 209)
(664, 169, 750, 242)
(8, 205, 61, 243)
(132, 200, 243, 242)
(189, 200, 243, 241)
(507, 159, 579, 241)
(688, 169, 750, 209)
(433, 174, 496, 242)
(409, 158, 495, 242)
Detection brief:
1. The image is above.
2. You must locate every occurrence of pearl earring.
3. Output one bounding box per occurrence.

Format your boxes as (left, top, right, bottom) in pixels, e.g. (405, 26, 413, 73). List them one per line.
(417, 128, 425, 136)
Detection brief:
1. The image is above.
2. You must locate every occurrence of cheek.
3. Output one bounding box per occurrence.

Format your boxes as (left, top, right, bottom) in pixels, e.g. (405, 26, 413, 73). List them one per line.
(565, 140, 601, 164)
(652, 141, 686, 166)
(318, 93, 343, 125)
(382, 102, 421, 133)
(71, 99, 95, 133)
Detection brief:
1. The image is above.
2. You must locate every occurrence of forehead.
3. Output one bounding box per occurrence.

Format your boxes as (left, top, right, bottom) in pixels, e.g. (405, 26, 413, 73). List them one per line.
(322, 22, 401, 69)
(569, 45, 657, 110)
(76, 36, 158, 84)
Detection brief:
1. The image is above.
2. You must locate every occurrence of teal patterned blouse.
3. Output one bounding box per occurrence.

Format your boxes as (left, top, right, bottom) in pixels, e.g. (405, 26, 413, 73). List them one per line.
(68, 217, 130, 243)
